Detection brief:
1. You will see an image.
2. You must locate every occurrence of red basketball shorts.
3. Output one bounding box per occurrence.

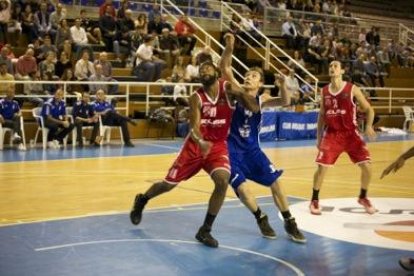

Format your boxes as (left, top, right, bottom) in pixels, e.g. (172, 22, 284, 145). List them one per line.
(315, 129, 371, 166)
(164, 140, 230, 184)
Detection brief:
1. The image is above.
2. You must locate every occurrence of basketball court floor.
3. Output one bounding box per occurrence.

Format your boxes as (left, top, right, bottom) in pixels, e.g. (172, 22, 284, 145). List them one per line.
(0, 134, 413, 275)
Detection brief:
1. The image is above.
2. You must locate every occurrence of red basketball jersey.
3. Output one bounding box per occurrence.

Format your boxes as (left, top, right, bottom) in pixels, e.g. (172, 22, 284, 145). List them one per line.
(322, 82, 357, 131)
(196, 78, 234, 142)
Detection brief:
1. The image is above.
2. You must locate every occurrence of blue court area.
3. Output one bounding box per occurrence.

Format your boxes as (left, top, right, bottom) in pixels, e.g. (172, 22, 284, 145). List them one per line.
(1, 133, 413, 163)
(0, 196, 411, 276)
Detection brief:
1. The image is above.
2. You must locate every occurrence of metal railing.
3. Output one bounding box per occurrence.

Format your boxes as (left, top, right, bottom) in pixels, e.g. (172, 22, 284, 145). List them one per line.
(359, 87, 414, 114)
(399, 23, 414, 46)
(220, 2, 319, 100)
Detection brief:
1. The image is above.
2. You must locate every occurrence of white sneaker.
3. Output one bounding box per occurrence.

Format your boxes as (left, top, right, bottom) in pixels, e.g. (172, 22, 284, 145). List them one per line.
(47, 141, 57, 149)
(12, 133, 22, 144)
(17, 143, 26, 151)
(53, 140, 61, 149)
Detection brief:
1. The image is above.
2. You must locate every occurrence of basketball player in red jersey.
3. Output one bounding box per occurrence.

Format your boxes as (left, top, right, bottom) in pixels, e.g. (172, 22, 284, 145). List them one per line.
(309, 60, 378, 215)
(129, 61, 234, 248)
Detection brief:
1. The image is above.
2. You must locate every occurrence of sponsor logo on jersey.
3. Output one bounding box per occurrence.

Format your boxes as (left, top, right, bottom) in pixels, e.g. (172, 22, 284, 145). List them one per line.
(326, 109, 347, 115)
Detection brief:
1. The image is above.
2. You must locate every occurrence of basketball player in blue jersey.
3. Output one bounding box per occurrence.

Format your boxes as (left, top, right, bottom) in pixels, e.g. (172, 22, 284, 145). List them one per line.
(220, 33, 306, 242)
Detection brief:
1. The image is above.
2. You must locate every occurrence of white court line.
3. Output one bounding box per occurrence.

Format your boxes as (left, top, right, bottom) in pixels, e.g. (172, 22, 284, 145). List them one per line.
(34, 238, 304, 276)
(343, 223, 414, 231)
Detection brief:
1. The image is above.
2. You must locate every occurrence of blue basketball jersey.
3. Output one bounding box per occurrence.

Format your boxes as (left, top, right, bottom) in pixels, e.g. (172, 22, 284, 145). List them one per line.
(228, 96, 262, 152)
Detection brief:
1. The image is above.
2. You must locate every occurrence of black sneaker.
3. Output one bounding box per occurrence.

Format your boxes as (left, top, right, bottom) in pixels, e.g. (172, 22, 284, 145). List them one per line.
(195, 226, 219, 248)
(130, 194, 147, 225)
(284, 218, 306, 243)
(257, 214, 277, 239)
(124, 141, 135, 147)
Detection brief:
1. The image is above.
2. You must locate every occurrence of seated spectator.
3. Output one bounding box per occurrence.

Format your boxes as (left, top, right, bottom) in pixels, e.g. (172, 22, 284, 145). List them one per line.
(0, 61, 14, 94)
(366, 26, 380, 48)
(282, 16, 299, 49)
(72, 91, 100, 147)
(99, 6, 121, 60)
(172, 55, 186, 80)
(376, 46, 391, 76)
(284, 69, 300, 105)
(50, 3, 66, 37)
(135, 13, 148, 36)
(94, 52, 113, 78)
(148, 14, 164, 35)
(184, 54, 200, 83)
(299, 75, 314, 104)
(287, 50, 305, 76)
(41, 89, 75, 148)
(21, 4, 38, 43)
(34, 2, 55, 39)
(92, 89, 134, 147)
(55, 19, 71, 50)
(352, 54, 371, 87)
(148, 3, 161, 23)
(15, 48, 37, 80)
(0, 87, 25, 150)
(0, 46, 14, 74)
(89, 64, 118, 95)
(0, 0, 11, 44)
(37, 35, 58, 62)
(24, 71, 48, 107)
(118, 9, 136, 56)
(74, 50, 95, 82)
(157, 28, 180, 68)
(55, 51, 72, 78)
(80, 9, 103, 45)
(365, 55, 384, 87)
(70, 18, 93, 60)
(133, 34, 166, 82)
(39, 51, 58, 81)
(117, 0, 129, 19)
(60, 68, 80, 106)
(175, 15, 197, 55)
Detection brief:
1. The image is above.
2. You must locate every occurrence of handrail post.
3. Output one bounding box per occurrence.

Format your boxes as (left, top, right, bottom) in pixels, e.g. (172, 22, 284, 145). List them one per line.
(388, 89, 392, 114)
(264, 40, 270, 70)
(126, 83, 130, 117)
(146, 83, 150, 117)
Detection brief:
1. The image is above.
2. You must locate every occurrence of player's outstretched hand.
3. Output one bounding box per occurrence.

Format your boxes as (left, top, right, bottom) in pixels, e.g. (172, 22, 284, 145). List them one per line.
(223, 33, 235, 47)
(380, 157, 405, 179)
(365, 126, 377, 141)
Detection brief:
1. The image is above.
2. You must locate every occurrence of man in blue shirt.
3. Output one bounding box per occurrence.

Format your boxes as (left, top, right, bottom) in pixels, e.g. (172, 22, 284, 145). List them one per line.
(0, 87, 25, 150)
(72, 91, 100, 147)
(220, 33, 306, 243)
(92, 89, 135, 147)
(41, 88, 75, 149)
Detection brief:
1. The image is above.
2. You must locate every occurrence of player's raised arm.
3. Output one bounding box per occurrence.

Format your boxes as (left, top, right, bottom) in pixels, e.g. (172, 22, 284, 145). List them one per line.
(261, 74, 291, 108)
(353, 85, 376, 141)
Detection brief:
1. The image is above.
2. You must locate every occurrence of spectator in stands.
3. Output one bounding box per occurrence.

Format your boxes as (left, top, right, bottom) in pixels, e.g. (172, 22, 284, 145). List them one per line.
(21, 4, 38, 43)
(41, 88, 75, 149)
(38, 35, 58, 61)
(39, 51, 59, 83)
(352, 54, 371, 87)
(92, 89, 134, 147)
(229, 13, 242, 35)
(0, 87, 25, 150)
(0, 60, 14, 94)
(135, 13, 148, 35)
(60, 68, 80, 106)
(0, 46, 13, 74)
(118, 9, 135, 56)
(175, 15, 197, 55)
(305, 37, 323, 74)
(72, 91, 100, 147)
(117, 0, 129, 19)
(148, 14, 164, 35)
(366, 26, 380, 47)
(288, 50, 305, 76)
(172, 55, 186, 80)
(148, 3, 161, 23)
(50, 3, 65, 36)
(55, 19, 71, 50)
(160, 14, 173, 32)
(184, 54, 199, 82)
(99, 0, 116, 18)
(80, 9, 103, 45)
(158, 28, 180, 68)
(358, 28, 367, 44)
(282, 16, 298, 49)
(15, 48, 37, 80)
(376, 46, 391, 77)
(34, 2, 54, 39)
(94, 52, 112, 78)
(74, 50, 95, 83)
(89, 64, 118, 95)
(311, 20, 324, 37)
(7, 1, 21, 45)
(284, 68, 300, 105)
(24, 71, 47, 107)
(320, 39, 334, 74)
(99, 5, 121, 60)
(365, 55, 384, 87)
(0, 0, 10, 44)
(133, 34, 166, 82)
(70, 18, 93, 60)
(55, 50, 72, 78)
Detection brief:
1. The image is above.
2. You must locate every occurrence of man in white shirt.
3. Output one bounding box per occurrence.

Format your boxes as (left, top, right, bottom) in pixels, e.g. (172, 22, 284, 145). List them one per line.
(70, 18, 93, 60)
(133, 35, 166, 82)
(281, 16, 298, 49)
